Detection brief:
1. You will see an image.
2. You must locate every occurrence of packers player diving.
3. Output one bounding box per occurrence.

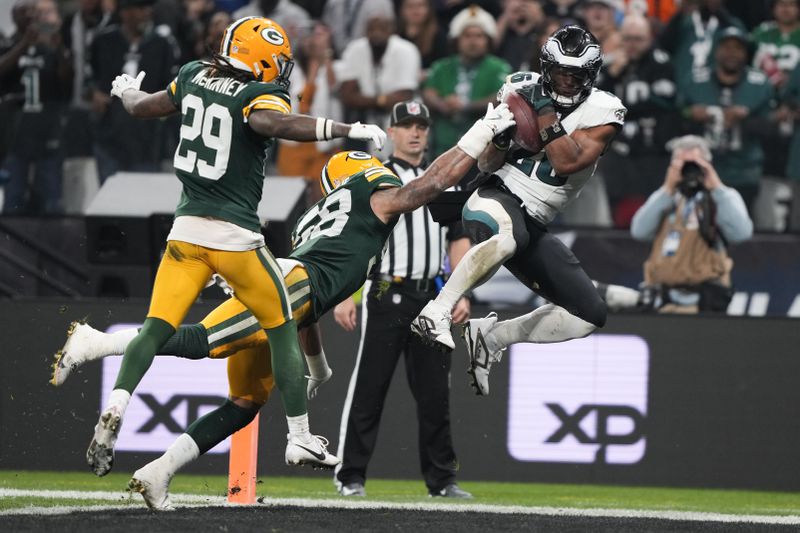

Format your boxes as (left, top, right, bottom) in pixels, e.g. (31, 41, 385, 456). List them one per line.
(52, 102, 515, 510)
(80, 15, 389, 484)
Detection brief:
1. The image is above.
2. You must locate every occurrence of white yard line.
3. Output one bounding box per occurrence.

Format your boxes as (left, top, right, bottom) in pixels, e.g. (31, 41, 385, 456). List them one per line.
(1, 488, 798, 525)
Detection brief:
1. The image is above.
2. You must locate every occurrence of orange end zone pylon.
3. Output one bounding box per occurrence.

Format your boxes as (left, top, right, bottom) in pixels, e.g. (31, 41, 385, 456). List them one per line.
(227, 414, 260, 504)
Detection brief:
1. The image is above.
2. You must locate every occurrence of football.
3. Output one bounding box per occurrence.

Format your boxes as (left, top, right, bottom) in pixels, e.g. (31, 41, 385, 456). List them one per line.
(506, 91, 543, 154)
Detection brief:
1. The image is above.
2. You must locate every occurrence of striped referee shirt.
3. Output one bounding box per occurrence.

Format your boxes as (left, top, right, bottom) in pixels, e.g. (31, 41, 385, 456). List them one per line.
(376, 156, 459, 281)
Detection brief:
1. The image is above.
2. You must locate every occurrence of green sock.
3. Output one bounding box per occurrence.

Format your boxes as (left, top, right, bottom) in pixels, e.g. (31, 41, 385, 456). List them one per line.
(266, 319, 307, 417)
(113, 317, 175, 393)
(159, 324, 209, 360)
(186, 400, 259, 454)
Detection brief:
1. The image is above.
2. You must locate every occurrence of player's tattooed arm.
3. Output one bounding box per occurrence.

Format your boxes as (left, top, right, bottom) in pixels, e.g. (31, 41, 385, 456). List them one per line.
(370, 146, 476, 223)
(542, 121, 619, 175)
(121, 90, 178, 118)
(477, 142, 507, 173)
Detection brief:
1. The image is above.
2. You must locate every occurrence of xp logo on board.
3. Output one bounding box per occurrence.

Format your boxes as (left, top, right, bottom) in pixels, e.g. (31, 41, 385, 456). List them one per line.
(101, 324, 230, 454)
(507, 334, 649, 464)
(261, 28, 285, 46)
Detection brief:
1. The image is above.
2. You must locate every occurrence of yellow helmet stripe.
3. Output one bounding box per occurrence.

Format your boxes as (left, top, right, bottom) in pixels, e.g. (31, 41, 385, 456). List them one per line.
(221, 16, 258, 57)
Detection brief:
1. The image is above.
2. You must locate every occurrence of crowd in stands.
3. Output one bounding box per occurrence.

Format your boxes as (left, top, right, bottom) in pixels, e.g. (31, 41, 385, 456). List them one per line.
(0, 0, 798, 232)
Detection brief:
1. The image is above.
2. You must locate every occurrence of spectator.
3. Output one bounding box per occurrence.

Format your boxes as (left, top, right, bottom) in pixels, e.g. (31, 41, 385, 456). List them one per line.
(725, 0, 771, 31)
(780, 59, 800, 231)
(2, 0, 72, 214)
(423, 6, 510, 158)
(631, 135, 753, 313)
(0, 0, 37, 169)
(752, 0, 800, 90)
(495, 0, 545, 71)
(336, 12, 420, 153)
(596, 13, 677, 226)
(155, 0, 216, 64)
(333, 100, 473, 500)
(276, 21, 341, 204)
(435, 0, 502, 26)
(233, 0, 311, 42)
(527, 16, 563, 69)
(581, 0, 622, 65)
(321, 0, 394, 55)
(541, 0, 581, 21)
(679, 26, 774, 211)
(62, 0, 111, 110)
(88, 0, 179, 183)
(60, 0, 112, 163)
(751, 0, 799, 230)
(397, 0, 448, 72)
(196, 10, 231, 60)
(659, 0, 745, 90)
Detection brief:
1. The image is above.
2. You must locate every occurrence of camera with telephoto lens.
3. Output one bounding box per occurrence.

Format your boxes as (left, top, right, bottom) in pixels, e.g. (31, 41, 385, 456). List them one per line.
(678, 161, 705, 197)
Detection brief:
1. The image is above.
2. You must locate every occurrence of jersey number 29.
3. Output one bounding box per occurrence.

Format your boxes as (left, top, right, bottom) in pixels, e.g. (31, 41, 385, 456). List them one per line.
(174, 95, 232, 180)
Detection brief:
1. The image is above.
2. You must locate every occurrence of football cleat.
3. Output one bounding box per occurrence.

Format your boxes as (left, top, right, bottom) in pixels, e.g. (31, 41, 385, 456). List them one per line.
(429, 483, 473, 499)
(285, 433, 340, 469)
(462, 312, 504, 396)
(128, 460, 174, 511)
(51, 321, 106, 386)
(410, 300, 455, 352)
(339, 482, 366, 497)
(86, 406, 123, 476)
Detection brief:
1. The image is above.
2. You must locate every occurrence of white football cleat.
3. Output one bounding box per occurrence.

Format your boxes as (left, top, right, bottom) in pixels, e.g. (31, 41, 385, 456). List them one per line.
(410, 300, 454, 352)
(86, 406, 123, 476)
(51, 321, 107, 386)
(285, 433, 340, 469)
(462, 312, 504, 396)
(129, 460, 174, 511)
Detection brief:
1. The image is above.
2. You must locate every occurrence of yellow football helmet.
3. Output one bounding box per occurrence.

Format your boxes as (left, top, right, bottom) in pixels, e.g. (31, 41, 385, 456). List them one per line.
(320, 151, 385, 196)
(219, 17, 293, 86)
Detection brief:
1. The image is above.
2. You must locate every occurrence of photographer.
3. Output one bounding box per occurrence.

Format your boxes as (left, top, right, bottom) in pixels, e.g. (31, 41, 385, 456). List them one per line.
(630, 135, 753, 313)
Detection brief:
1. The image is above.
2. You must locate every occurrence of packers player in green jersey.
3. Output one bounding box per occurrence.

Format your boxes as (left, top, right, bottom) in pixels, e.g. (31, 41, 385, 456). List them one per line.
(78, 16, 390, 481)
(52, 103, 515, 510)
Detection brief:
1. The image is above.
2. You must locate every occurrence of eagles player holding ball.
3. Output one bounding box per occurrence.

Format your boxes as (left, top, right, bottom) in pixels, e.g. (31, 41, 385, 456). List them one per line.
(79, 16, 390, 481)
(411, 26, 628, 396)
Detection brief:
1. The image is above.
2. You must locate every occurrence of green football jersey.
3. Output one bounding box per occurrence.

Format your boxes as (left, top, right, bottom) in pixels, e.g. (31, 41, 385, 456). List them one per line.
(752, 22, 800, 74)
(166, 60, 291, 233)
(679, 68, 774, 187)
(289, 168, 402, 322)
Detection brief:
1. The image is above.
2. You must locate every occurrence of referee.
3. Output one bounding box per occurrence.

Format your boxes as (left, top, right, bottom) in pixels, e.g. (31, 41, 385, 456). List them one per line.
(333, 101, 472, 498)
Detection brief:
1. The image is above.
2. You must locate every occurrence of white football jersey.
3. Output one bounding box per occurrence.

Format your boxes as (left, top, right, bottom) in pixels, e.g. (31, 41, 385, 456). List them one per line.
(495, 72, 626, 225)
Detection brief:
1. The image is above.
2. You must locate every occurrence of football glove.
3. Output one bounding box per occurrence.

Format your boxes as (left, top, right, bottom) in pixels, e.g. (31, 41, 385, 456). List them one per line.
(347, 122, 387, 150)
(110, 71, 146, 99)
(306, 367, 332, 400)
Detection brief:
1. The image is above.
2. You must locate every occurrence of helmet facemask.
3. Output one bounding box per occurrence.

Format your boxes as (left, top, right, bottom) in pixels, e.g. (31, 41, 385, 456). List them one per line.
(539, 26, 602, 107)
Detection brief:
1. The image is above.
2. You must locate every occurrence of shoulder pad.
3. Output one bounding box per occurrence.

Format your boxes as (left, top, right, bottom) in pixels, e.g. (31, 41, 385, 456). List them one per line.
(579, 89, 627, 126)
(499, 71, 540, 103)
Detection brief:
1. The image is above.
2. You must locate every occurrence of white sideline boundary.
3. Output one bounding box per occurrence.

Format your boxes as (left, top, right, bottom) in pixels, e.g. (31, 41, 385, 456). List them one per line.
(1, 488, 799, 525)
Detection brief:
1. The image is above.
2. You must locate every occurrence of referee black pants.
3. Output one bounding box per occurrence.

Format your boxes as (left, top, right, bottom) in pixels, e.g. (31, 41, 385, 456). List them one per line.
(336, 280, 458, 493)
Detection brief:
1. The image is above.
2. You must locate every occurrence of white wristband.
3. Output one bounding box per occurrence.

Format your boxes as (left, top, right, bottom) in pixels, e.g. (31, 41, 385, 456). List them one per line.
(325, 119, 334, 140)
(457, 120, 493, 159)
(315, 117, 326, 141)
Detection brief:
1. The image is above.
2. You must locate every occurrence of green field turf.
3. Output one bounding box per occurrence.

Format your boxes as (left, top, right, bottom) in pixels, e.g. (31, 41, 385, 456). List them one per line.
(1, 470, 799, 516)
